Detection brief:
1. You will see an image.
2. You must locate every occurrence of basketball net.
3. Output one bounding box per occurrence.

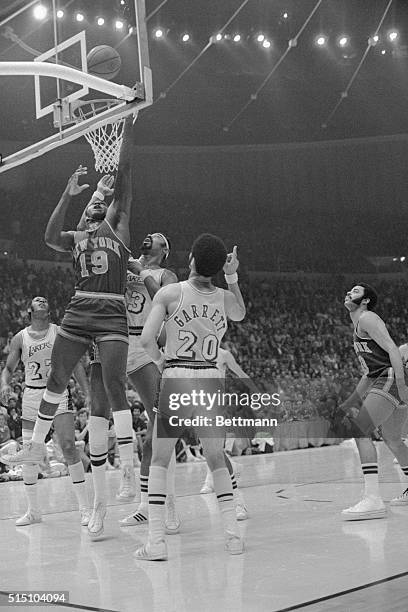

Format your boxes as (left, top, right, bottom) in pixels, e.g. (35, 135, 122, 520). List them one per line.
(72, 100, 137, 173)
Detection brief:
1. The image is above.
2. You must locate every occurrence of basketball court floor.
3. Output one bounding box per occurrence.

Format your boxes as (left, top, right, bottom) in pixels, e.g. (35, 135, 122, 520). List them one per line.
(1, 440, 408, 612)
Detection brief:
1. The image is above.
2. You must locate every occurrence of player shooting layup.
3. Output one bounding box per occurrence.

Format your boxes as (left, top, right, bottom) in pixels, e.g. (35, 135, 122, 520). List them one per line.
(5, 118, 136, 537)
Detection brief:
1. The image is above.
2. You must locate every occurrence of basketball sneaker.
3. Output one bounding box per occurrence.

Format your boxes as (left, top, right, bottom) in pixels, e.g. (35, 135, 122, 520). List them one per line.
(134, 540, 168, 561)
(116, 465, 136, 500)
(235, 503, 249, 521)
(165, 495, 180, 534)
(200, 474, 214, 494)
(341, 496, 386, 520)
(225, 532, 244, 555)
(80, 507, 93, 527)
(88, 502, 107, 539)
(390, 488, 408, 506)
(0, 441, 44, 466)
(15, 510, 42, 526)
(119, 507, 148, 526)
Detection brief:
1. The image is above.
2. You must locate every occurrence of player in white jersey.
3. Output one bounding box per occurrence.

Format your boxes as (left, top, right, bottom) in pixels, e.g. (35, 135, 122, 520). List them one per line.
(134, 233, 246, 561)
(0, 297, 91, 526)
(200, 346, 256, 519)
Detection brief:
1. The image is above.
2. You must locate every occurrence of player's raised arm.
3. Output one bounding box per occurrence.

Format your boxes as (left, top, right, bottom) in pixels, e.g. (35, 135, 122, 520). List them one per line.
(106, 115, 134, 245)
(76, 175, 115, 231)
(128, 256, 178, 299)
(0, 332, 22, 404)
(45, 165, 90, 252)
(223, 246, 246, 321)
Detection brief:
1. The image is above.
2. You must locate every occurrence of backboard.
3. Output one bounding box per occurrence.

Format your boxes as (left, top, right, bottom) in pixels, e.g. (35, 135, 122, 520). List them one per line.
(0, 0, 152, 174)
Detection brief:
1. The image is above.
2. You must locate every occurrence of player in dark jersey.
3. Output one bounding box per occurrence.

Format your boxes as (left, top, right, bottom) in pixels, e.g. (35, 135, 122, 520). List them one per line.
(4, 116, 136, 538)
(337, 283, 408, 520)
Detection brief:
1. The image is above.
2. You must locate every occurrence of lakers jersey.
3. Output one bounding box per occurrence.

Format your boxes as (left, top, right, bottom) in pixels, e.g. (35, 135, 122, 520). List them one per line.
(72, 220, 130, 295)
(353, 329, 391, 378)
(20, 323, 58, 388)
(165, 281, 227, 363)
(126, 268, 165, 334)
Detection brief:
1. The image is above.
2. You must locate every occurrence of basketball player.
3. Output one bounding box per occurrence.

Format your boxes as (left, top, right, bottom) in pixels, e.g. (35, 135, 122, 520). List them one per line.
(0, 297, 91, 526)
(4, 117, 136, 538)
(86, 232, 180, 536)
(200, 345, 254, 520)
(337, 283, 408, 520)
(134, 234, 246, 560)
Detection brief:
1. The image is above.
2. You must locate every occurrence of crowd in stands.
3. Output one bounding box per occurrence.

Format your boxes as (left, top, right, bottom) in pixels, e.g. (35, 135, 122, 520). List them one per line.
(1, 260, 408, 476)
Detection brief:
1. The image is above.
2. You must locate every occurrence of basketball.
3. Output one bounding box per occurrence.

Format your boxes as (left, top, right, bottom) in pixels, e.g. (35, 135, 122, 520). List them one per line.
(86, 45, 122, 81)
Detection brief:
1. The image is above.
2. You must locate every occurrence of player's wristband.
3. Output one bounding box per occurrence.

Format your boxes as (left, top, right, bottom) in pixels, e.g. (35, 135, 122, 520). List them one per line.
(92, 190, 105, 201)
(140, 269, 152, 281)
(224, 272, 238, 284)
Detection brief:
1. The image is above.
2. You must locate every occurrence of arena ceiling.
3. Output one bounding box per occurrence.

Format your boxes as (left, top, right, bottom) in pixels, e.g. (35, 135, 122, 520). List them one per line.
(0, 0, 408, 146)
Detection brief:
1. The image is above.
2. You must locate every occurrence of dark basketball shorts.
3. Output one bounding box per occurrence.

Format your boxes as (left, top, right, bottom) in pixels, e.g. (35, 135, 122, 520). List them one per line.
(59, 291, 128, 346)
(366, 367, 407, 409)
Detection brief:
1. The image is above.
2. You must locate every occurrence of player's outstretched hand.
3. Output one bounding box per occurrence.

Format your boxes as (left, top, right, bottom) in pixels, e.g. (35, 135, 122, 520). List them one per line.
(128, 257, 143, 275)
(97, 174, 115, 197)
(66, 165, 90, 196)
(223, 245, 239, 275)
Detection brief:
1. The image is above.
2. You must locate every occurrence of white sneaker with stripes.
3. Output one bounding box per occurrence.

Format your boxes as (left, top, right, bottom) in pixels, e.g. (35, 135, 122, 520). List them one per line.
(116, 465, 136, 500)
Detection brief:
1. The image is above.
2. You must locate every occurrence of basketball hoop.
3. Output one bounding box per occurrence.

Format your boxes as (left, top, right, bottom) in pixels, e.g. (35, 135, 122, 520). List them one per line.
(71, 99, 136, 173)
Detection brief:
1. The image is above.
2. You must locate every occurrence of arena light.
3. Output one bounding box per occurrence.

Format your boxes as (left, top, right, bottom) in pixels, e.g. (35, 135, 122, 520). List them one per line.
(282, 12, 288, 20)
(257, 34, 265, 43)
(401, 256, 406, 262)
(154, 28, 163, 39)
(315, 35, 327, 46)
(233, 34, 241, 43)
(56, 9, 64, 19)
(181, 33, 190, 42)
(76, 12, 85, 22)
(388, 30, 399, 42)
(262, 40, 271, 49)
(33, 4, 47, 20)
(97, 17, 105, 26)
(115, 20, 124, 30)
(373, 35, 379, 43)
(381, 49, 386, 55)
(215, 33, 222, 41)
(338, 35, 349, 47)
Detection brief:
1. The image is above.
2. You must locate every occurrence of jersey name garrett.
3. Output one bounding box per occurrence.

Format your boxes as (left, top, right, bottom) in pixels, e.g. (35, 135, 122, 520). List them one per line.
(173, 305, 226, 334)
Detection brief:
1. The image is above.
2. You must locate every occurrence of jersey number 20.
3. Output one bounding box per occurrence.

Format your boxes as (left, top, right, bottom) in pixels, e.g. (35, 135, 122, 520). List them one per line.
(176, 330, 219, 361)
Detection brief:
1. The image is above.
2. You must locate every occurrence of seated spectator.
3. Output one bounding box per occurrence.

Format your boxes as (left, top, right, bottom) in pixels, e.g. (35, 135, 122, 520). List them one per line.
(7, 406, 22, 442)
(0, 412, 17, 457)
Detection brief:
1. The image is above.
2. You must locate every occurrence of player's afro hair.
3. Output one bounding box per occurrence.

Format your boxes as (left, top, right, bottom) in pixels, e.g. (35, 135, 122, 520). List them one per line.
(191, 233, 227, 278)
(358, 282, 378, 310)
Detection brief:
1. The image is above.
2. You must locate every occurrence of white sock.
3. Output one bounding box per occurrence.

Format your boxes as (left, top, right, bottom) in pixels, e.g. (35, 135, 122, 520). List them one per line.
(89, 416, 109, 505)
(204, 464, 213, 486)
(148, 466, 167, 545)
(31, 410, 55, 445)
(22, 464, 40, 514)
(212, 467, 239, 537)
(362, 463, 380, 498)
(112, 409, 133, 467)
(68, 461, 89, 509)
(139, 474, 148, 508)
(166, 451, 176, 498)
